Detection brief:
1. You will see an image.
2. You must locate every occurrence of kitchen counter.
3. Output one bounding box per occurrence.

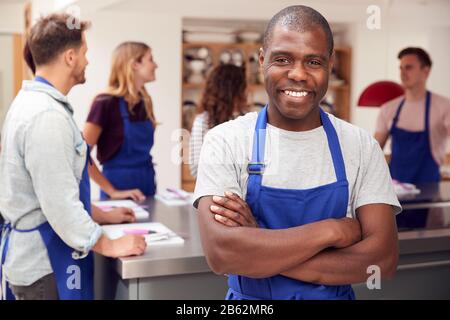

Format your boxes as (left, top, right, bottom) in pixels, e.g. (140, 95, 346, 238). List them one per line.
(94, 198, 228, 300)
(95, 188, 450, 300)
(399, 181, 450, 210)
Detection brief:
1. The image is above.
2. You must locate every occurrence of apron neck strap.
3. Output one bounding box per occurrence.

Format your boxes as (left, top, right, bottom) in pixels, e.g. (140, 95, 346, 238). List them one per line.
(392, 99, 405, 127)
(393, 91, 432, 131)
(248, 106, 268, 174)
(248, 105, 347, 182)
(424, 91, 431, 131)
(119, 97, 130, 121)
(320, 108, 347, 182)
(34, 76, 54, 88)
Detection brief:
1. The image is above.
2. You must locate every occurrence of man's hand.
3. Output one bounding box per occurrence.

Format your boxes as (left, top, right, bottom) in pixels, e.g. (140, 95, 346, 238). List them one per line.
(96, 234, 147, 258)
(103, 207, 136, 225)
(110, 189, 146, 202)
(210, 191, 258, 228)
(331, 217, 362, 248)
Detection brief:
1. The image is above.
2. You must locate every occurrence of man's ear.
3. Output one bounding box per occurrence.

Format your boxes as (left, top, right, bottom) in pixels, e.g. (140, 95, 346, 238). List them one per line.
(258, 47, 265, 67)
(423, 66, 431, 78)
(64, 48, 76, 68)
(328, 50, 335, 74)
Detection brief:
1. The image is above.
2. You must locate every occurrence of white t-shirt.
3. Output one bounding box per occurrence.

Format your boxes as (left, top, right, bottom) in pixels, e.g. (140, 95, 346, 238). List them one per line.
(375, 92, 450, 165)
(194, 111, 401, 218)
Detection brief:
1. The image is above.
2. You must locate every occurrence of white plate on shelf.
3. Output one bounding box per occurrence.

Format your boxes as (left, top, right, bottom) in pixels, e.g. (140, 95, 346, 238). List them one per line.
(184, 32, 237, 43)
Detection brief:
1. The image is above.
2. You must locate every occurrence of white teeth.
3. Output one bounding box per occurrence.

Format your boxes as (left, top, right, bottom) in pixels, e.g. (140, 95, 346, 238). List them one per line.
(284, 90, 308, 97)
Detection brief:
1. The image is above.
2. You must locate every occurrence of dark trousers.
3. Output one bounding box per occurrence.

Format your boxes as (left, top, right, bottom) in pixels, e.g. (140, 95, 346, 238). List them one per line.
(10, 273, 59, 300)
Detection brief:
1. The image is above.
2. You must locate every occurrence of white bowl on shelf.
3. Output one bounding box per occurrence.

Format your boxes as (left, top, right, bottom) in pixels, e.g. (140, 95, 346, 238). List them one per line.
(238, 31, 262, 43)
(184, 32, 237, 43)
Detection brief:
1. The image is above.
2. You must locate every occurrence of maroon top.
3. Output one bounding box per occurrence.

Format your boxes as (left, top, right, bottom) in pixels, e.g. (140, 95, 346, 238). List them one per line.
(86, 94, 149, 163)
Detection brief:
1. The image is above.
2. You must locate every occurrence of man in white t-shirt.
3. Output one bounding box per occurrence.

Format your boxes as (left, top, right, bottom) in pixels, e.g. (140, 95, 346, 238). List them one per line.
(194, 5, 400, 300)
(375, 47, 450, 229)
(375, 47, 450, 183)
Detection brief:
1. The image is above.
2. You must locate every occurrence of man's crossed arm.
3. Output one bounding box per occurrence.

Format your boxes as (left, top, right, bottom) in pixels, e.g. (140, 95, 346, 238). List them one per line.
(197, 192, 398, 285)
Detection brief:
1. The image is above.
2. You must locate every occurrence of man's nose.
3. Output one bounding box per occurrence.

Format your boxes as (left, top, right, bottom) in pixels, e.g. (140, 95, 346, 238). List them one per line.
(288, 62, 308, 82)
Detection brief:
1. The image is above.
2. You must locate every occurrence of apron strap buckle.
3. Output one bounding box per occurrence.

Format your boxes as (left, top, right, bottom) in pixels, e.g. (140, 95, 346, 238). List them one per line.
(247, 162, 265, 175)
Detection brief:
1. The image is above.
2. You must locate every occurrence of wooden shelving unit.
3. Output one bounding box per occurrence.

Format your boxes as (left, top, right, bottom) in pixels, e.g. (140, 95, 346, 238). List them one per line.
(330, 47, 352, 122)
(181, 41, 266, 192)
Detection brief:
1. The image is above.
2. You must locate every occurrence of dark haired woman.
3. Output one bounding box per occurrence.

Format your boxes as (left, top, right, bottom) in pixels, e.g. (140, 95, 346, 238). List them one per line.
(189, 64, 248, 177)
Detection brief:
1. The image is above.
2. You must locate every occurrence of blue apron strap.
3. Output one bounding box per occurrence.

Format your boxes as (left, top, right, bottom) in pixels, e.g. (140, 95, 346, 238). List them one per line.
(1, 223, 11, 300)
(320, 109, 347, 182)
(246, 106, 268, 210)
(80, 144, 92, 215)
(1, 222, 46, 300)
(34, 76, 54, 87)
(251, 106, 268, 165)
(247, 106, 349, 199)
(391, 99, 406, 130)
(118, 97, 132, 154)
(424, 91, 431, 132)
(1, 224, 11, 278)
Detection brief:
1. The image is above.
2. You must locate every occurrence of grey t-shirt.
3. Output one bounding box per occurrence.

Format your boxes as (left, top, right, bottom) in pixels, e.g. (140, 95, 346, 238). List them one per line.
(194, 111, 401, 217)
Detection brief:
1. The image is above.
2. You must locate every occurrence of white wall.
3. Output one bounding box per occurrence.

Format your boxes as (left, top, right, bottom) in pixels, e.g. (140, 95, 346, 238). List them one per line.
(428, 26, 450, 98)
(30, 0, 56, 21)
(67, 11, 182, 197)
(0, 3, 24, 33)
(0, 34, 14, 130)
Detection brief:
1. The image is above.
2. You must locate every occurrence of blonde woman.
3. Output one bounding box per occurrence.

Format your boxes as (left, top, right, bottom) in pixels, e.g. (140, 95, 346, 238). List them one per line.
(84, 42, 158, 200)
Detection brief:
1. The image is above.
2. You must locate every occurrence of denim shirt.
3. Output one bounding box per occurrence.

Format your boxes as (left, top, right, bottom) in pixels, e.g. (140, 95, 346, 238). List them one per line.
(0, 80, 103, 286)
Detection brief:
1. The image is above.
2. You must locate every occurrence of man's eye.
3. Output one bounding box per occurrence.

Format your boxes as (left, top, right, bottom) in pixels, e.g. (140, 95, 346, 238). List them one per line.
(309, 60, 322, 66)
(274, 58, 289, 64)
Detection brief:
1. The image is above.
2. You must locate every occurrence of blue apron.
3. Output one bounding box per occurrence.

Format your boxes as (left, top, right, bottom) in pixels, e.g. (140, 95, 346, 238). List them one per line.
(1, 77, 94, 300)
(100, 97, 155, 199)
(390, 91, 439, 183)
(226, 106, 355, 300)
(390, 91, 438, 229)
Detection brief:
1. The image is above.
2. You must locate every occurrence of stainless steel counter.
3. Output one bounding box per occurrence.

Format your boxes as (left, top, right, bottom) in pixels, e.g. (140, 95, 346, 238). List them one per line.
(399, 181, 450, 210)
(114, 200, 208, 279)
(94, 199, 228, 300)
(95, 197, 450, 300)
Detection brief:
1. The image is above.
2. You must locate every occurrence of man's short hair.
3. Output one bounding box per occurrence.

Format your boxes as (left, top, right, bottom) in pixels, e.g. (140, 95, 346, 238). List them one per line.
(263, 5, 334, 56)
(398, 47, 432, 68)
(27, 13, 90, 67)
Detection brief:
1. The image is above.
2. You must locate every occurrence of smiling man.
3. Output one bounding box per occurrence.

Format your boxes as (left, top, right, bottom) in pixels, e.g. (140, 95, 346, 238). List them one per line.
(194, 5, 401, 300)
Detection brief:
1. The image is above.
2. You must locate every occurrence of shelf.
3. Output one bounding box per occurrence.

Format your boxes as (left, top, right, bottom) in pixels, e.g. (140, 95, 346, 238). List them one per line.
(183, 83, 205, 90)
(183, 42, 262, 50)
(183, 83, 265, 91)
(248, 84, 265, 90)
(181, 181, 196, 192)
(329, 84, 349, 91)
(334, 46, 352, 54)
